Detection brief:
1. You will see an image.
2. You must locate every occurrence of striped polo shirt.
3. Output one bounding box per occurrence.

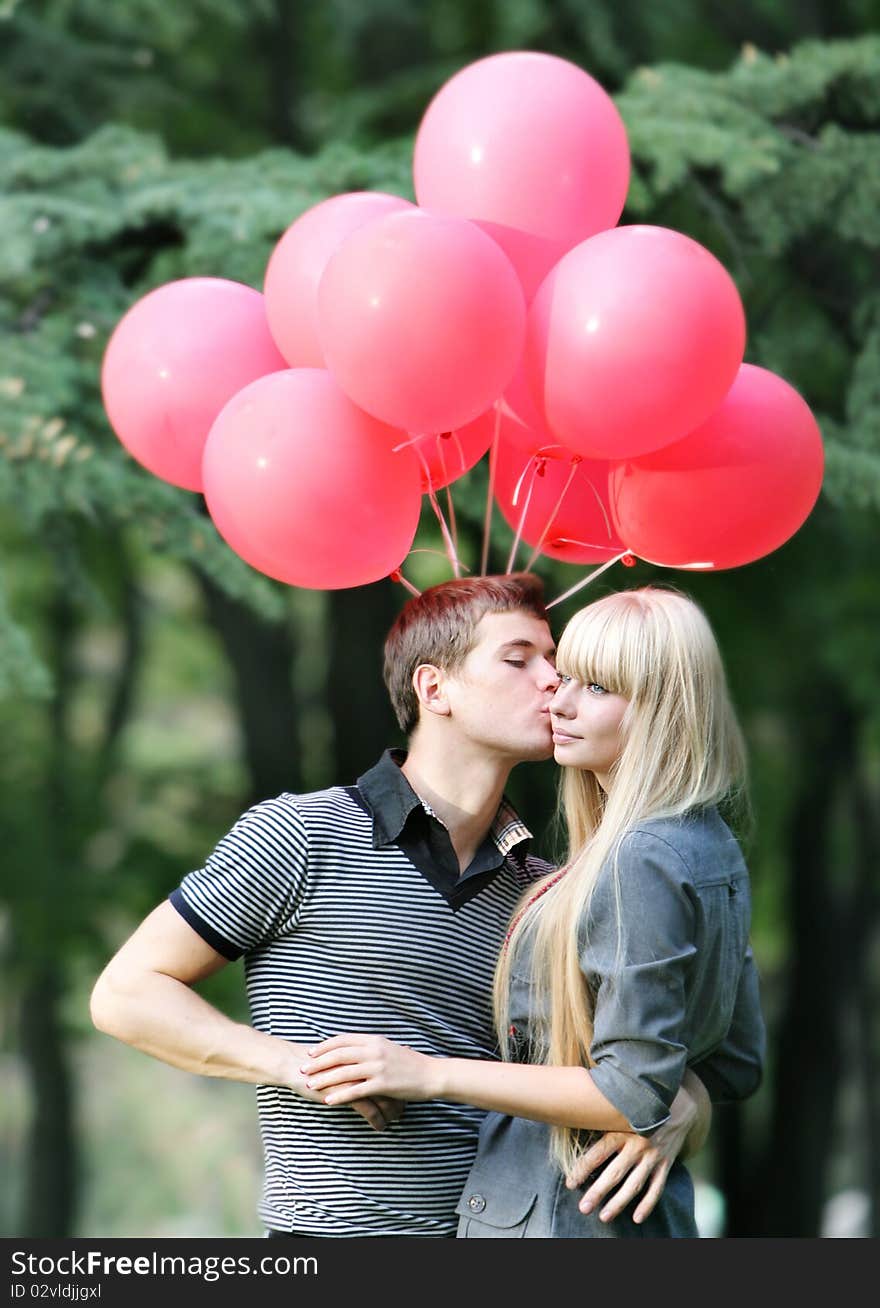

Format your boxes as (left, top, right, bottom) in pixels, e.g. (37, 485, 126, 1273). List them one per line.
(169, 749, 551, 1237)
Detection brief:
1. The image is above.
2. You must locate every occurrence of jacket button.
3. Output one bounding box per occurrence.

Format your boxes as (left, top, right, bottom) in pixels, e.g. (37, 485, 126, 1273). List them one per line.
(467, 1194, 486, 1213)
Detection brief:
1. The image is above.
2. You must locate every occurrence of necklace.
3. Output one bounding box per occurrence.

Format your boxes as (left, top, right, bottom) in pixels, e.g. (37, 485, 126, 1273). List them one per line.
(502, 865, 570, 953)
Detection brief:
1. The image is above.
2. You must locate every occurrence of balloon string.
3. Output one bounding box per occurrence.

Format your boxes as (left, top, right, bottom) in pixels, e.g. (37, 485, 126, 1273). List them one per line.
(511, 454, 536, 506)
(390, 568, 422, 597)
(412, 442, 439, 519)
(481, 401, 502, 575)
(427, 485, 462, 577)
(435, 435, 461, 562)
(523, 456, 581, 571)
(449, 429, 466, 471)
(416, 441, 461, 576)
(582, 474, 614, 539)
(533, 442, 574, 458)
(552, 537, 619, 551)
(409, 548, 471, 573)
(506, 458, 541, 574)
(445, 484, 459, 561)
(509, 444, 570, 505)
(546, 552, 628, 610)
(392, 431, 427, 454)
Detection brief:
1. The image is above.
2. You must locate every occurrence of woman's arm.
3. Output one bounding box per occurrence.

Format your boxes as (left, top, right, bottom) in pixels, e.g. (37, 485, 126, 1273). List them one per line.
(301, 1034, 633, 1131)
(565, 1068, 710, 1223)
(304, 839, 702, 1131)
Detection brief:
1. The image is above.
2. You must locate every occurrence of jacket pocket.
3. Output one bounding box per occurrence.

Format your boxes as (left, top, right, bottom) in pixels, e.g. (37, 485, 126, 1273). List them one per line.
(455, 1187, 539, 1238)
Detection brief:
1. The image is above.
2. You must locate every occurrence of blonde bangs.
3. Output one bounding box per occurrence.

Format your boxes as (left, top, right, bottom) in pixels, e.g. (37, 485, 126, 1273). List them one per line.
(556, 591, 654, 699)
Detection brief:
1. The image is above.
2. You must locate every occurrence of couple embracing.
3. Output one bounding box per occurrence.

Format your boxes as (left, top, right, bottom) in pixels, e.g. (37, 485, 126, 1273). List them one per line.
(91, 574, 764, 1239)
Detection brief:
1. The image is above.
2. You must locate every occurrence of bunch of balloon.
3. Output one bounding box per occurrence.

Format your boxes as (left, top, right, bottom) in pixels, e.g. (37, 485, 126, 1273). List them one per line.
(101, 51, 823, 593)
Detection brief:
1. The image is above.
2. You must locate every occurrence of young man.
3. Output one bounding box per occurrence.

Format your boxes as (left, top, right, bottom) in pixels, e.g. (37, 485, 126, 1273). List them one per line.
(90, 574, 711, 1237)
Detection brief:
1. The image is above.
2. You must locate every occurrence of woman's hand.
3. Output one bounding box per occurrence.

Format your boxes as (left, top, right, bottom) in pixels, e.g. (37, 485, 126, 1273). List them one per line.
(300, 1034, 441, 1105)
(286, 1045, 403, 1130)
(565, 1077, 704, 1224)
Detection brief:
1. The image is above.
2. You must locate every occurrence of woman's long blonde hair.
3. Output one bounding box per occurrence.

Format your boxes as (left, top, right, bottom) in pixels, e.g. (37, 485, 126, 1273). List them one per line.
(493, 586, 747, 1174)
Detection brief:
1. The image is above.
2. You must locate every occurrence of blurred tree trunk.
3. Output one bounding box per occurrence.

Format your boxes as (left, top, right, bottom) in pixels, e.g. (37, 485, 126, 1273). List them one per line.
(195, 570, 301, 804)
(733, 690, 856, 1236)
(18, 537, 146, 1236)
(20, 965, 76, 1237)
(327, 583, 401, 784)
(19, 583, 78, 1236)
(852, 772, 880, 1237)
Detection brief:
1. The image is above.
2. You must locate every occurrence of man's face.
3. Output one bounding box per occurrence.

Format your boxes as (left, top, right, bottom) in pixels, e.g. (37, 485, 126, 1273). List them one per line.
(440, 610, 558, 762)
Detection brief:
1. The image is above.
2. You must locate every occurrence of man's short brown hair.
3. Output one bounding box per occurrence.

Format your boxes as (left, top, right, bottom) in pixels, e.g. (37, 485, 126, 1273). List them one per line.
(383, 573, 548, 735)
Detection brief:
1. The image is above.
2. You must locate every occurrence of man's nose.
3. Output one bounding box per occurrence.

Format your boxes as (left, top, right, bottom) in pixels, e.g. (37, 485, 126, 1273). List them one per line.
(538, 660, 561, 692)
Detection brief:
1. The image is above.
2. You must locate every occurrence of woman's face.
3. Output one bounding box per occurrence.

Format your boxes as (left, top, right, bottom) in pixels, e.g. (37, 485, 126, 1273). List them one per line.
(549, 673, 629, 789)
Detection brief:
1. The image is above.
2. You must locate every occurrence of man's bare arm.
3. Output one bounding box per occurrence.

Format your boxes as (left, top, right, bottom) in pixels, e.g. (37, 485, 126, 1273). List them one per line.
(89, 900, 398, 1129)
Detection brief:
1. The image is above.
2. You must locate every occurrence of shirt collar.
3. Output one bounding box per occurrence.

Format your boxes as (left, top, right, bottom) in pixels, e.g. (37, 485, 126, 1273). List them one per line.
(356, 748, 533, 862)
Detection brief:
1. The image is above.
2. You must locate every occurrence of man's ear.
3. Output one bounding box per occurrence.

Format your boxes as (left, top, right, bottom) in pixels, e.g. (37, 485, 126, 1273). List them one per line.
(411, 663, 452, 718)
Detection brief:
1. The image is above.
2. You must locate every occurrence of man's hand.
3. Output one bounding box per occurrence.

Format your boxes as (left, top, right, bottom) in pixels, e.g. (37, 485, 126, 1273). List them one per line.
(565, 1071, 710, 1224)
(351, 1095, 405, 1132)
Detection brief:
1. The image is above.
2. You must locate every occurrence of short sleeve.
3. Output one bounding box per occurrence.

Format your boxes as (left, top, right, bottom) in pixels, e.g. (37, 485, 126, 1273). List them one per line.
(689, 945, 765, 1102)
(584, 831, 697, 1134)
(168, 795, 308, 960)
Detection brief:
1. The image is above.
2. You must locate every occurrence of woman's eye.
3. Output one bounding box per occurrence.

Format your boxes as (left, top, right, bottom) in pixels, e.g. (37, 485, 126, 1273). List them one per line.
(587, 682, 607, 695)
(504, 660, 526, 668)
(557, 673, 573, 685)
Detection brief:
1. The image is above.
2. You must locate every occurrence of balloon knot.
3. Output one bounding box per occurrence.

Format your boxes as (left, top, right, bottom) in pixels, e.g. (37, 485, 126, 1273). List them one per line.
(622, 553, 637, 568)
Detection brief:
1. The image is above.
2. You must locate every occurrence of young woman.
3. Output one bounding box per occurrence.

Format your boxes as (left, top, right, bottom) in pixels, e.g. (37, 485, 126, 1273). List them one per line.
(301, 587, 765, 1237)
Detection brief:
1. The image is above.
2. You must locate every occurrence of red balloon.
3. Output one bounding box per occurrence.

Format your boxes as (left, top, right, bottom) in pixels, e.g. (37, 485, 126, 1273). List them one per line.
(202, 370, 423, 589)
(470, 221, 568, 305)
(499, 363, 557, 455)
(494, 439, 623, 565)
(526, 225, 746, 459)
(414, 52, 630, 299)
(409, 417, 495, 493)
(317, 208, 525, 434)
(609, 364, 824, 570)
(264, 191, 414, 367)
(101, 278, 287, 492)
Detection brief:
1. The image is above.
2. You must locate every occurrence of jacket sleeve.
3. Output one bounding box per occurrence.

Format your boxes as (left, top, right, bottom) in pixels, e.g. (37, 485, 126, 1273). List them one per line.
(583, 831, 698, 1135)
(688, 944, 765, 1102)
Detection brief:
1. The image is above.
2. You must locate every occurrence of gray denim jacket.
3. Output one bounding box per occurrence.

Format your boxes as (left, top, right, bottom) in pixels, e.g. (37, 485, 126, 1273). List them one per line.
(456, 806, 765, 1238)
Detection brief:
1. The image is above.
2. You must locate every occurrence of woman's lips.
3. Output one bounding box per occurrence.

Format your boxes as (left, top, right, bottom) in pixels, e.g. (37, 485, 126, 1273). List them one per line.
(552, 729, 580, 743)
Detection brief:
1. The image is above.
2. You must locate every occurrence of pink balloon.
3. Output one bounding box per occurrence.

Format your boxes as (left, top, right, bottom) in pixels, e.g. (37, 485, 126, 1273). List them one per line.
(264, 191, 414, 367)
(409, 417, 495, 493)
(527, 225, 747, 460)
(317, 209, 526, 433)
(471, 221, 568, 305)
(609, 364, 824, 570)
(101, 278, 287, 492)
(495, 439, 623, 565)
(202, 369, 423, 589)
(414, 52, 630, 297)
(499, 363, 556, 455)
